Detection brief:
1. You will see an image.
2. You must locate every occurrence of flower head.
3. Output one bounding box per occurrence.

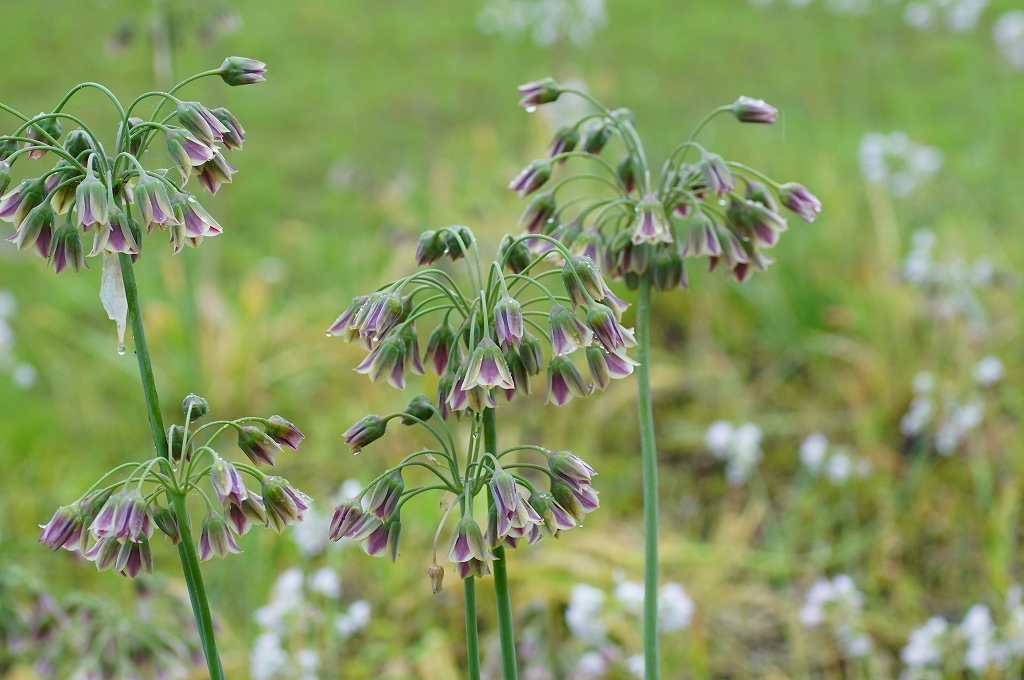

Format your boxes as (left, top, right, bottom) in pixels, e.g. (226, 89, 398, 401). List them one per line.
(509, 159, 553, 198)
(343, 414, 388, 454)
(354, 335, 406, 389)
(730, 96, 778, 124)
(489, 465, 543, 541)
(176, 101, 229, 145)
(0, 178, 46, 227)
(265, 415, 304, 451)
(447, 516, 492, 578)
(529, 492, 578, 537)
(517, 78, 562, 109)
(779, 183, 822, 223)
(38, 504, 83, 551)
(699, 152, 735, 196)
(220, 56, 267, 86)
(551, 479, 599, 523)
(166, 129, 216, 183)
(238, 425, 282, 467)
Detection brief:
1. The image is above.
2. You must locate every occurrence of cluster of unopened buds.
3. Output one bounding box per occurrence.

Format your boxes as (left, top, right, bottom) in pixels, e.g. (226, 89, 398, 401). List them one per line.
(328, 223, 638, 410)
(332, 395, 599, 587)
(38, 394, 307, 578)
(0, 56, 264, 272)
(512, 78, 821, 286)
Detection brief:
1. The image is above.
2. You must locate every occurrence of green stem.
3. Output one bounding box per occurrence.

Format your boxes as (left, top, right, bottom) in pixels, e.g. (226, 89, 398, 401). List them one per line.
(464, 577, 482, 680)
(636, 271, 661, 680)
(118, 254, 225, 680)
(484, 407, 519, 680)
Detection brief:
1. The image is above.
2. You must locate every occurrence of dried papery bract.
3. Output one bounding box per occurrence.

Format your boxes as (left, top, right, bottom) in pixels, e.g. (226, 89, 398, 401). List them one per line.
(510, 78, 820, 680)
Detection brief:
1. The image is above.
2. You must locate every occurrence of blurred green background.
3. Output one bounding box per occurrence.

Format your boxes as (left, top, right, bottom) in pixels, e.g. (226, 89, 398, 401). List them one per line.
(2, 0, 1024, 677)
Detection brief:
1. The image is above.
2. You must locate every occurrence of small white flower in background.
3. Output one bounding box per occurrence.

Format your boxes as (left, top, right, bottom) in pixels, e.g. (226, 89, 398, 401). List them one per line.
(336, 478, 364, 504)
(567, 583, 607, 644)
(11, 363, 36, 389)
(994, 11, 1024, 69)
(658, 583, 695, 633)
(934, 398, 983, 455)
(903, 0, 988, 32)
(825, 451, 853, 485)
(291, 506, 332, 557)
(250, 632, 289, 680)
(912, 370, 935, 394)
(860, 132, 942, 198)
(799, 575, 873, 659)
(901, 396, 934, 437)
(477, 0, 607, 47)
(799, 433, 829, 472)
(574, 650, 608, 678)
(799, 434, 870, 484)
(705, 420, 762, 487)
(308, 567, 341, 599)
(0, 291, 15, 318)
(613, 579, 645, 617)
(900, 616, 948, 673)
(973, 355, 1004, 387)
(625, 654, 645, 678)
(335, 600, 372, 639)
(295, 649, 319, 680)
(962, 604, 998, 672)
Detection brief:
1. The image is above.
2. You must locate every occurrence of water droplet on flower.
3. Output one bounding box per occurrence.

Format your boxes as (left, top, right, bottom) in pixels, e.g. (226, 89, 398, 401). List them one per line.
(117, 344, 126, 356)
(326, 331, 333, 337)
(525, 106, 537, 113)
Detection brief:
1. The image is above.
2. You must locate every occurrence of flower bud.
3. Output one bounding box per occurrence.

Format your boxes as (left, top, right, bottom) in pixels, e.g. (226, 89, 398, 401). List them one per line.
(64, 129, 98, 161)
(581, 121, 612, 155)
(779, 183, 821, 223)
(699, 153, 735, 196)
(517, 77, 562, 109)
(327, 295, 368, 339)
(493, 295, 524, 350)
(616, 155, 637, 194)
(329, 499, 364, 540)
(238, 425, 282, 467)
(436, 372, 456, 420)
(262, 476, 311, 533)
(367, 470, 404, 521)
(195, 152, 238, 195)
(546, 356, 592, 406)
(415, 229, 446, 265)
(428, 563, 445, 594)
(499, 233, 532, 274)
(730, 96, 778, 124)
(548, 305, 594, 356)
(504, 347, 531, 400)
(182, 393, 210, 418)
(401, 394, 435, 425)
(25, 113, 62, 159)
(343, 414, 388, 454)
(211, 456, 248, 506)
(265, 415, 304, 450)
(632, 194, 672, 245)
(152, 505, 181, 544)
(198, 514, 242, 561)
(548, 125, 580, 161)
(0, 139, 19, 161)
(114, 117, 145, 157)
(39, 505, 82, 551)
(562, 255, 606, 308)
(386, 519, 402, 562)
(442, 226, 475, 261)
(177, 102, 228, 145)
(651, 246, 685, 292)
(355, 335, 406, 389)
(210, 107, 245, 150)
(424, 321, 455, 376)
(519, 333, 544, 376)
(220, 56, 267, 86)
(0, 161, 11, 197)
(518, 191, 556, 234)
(509, 160, 552, 198)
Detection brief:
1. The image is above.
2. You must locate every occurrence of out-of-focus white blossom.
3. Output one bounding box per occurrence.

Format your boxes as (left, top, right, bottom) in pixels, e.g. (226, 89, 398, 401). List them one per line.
(798, 434, 871, 484)
(291, 507, 333, 557)
(567, 583, 607, 644)
(477, 0, 606, 46)
(705, 420, 763, 487)
(860, 132, 942, 197)
(799, 433, 828, 472)
(625, 654, 645, 678)
(308, 567, 341, 599)
(250, 632, 289, 680)
(994, 11, 1024, 69)
(900, 616, 948, 674)
(973, 355, 1004, 387)
(903, 0, 988, 32)
(799, 575, 873, 658)
(658, 583, 695, 632)
(334, 600, 371, 639)
(574, 650, 608, 678)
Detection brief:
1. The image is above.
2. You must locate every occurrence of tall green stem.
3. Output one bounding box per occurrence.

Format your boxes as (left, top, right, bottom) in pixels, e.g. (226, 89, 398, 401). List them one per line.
(118, 253, 225, 680)
(635, 271, 660, 680)
(484, 407, 519, 680)
(464, 577, 482, 680)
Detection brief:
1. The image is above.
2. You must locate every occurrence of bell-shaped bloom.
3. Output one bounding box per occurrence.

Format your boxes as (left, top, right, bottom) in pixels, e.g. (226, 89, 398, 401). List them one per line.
(448, 365, 497, 413)
(631, 194, 673, 245)
(39, 505, 83, 551)
(463, 338, 515, 392)
(680, 213, 722, 258)
(651, 246, 685, 292)
(195, 152, 237, 195)
(329, 499, 364, 540)
(499, 233, 533, 274)
(228, 494, 268, 535)
(134, 175, 178, 231)
(115, 538, 153, 579)
(353, 292, 404, 346)
(0, 178, 46, 227)
(366, 470, 404, 521)
(343, 414, 388, 454)
(111, 490, 153, 542)
(89, 492, 123, 539)
(176, 102, 228, 145)
(586, 303, 635, 357)
(361, 521, 390, 558)
(173, 193, 223, 238)
(211, 107, 245, 150)
(84, 536, 121, 572)
(730, 96, 778, 124)
(586, 346, 638, 390)
(262, 477, 311, 533)
(518, 192, 556, 234)
(551, 480, 599, 524)
(529, 492, 579, 538)
(436, 372, 456, 420)
(779, 183, 822, 223)
(8, 203, 55, 256)
(504, 348, 531, 401)
(355, 335, 406, 389)
(699, 152, 736, 196)
(493, 295, 524, 350)
(548, 450, 597, 491)
(709, 227, 750, 276)
(424, 321, 456, 376)
(399, 325, 425, 376)
(747, 200, 788, 248)
(238, 425, 282, 466)
(198, 514, 242, 561)
(517, 77, 562, 109)
(265, 415, 304, 451)
(415, 229, 445, 265)
(546, 356, 592, 406)
(89, 206, 140, 257)
(616, 154, 637, 193)
(385, 519, 402, 562)
(447, 516, 492, 579)
(519, 333, 544, 375)
(153, 505, 181, 544)
(509, 160, 553, 198)
(211, 457, 248, 506)
(490, 466, 544, 541)
(327, 295, 369, 339)
(561, 255, 605, 308)
(548, 125, 579, 160)
(24, 114, 62, 159)
(166, 129, 216, 183)
(0, 161, 10, 197)
(220, 56, 267, 86)
(548, 305, 594, 356)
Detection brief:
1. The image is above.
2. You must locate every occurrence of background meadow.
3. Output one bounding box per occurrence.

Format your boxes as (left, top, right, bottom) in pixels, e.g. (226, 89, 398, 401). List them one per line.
(3, 0, 1024, 678)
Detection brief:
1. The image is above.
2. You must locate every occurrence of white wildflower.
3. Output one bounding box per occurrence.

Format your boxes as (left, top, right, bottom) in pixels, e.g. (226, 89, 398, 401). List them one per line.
(994, 11, 1024, 69)
(308, 567, 341, 599)
(973, 355, 1004, 387)
(799, 433, 829, 472)
(658, 583, 695, 633)
(566, 584, 606, 644)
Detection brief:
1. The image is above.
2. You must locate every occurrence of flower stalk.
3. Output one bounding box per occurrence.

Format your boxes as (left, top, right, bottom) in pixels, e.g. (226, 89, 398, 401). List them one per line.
(484, 406, 519, 680)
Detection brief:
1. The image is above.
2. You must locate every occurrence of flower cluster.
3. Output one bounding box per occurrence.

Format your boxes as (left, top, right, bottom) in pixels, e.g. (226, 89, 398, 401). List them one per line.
(511, 79, 820, 286)
(38, 394, 307, 578)
(0, 57, 262, 274)
(799, 574, 874, 660)
(333, 397, 598, 584)
(251, 567, 370, 680)
(328, 224, 638, 410)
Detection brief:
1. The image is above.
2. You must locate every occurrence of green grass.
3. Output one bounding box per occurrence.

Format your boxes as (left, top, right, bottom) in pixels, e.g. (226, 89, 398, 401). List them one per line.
(2, 0, 1024, 677)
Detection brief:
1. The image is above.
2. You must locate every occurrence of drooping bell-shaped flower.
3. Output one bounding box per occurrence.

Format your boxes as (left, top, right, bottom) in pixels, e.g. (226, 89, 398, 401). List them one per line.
(361, 521, 390, 558)
(401, 394, 436, 425)
(509, 159, 553, 198)
(424, 321, 456, 376)
(112, 490, 153, 543)
(730, 96, 778, 124)
(0, 178, 46, 227)
(562, 255, 605, 308)
(519, 332, 544, 375)
(219, 56, 267, 86)
(493, 295, 524, 350)
(115, 538, 153, 579)
(548, 305, 594, 356)
(366, 470, 404, 521)
(448, 365, 497, 413)
(344, 414, 387, 454)
(166, 129, 216, 184)
(548, 450, 597, 491)
(779, 182, 822, 223)
(238, 425, 282, 467)
(198, 514, 242, 561)
(500, 233, 533, 274)
(617, 155, 637, 193)
(38, 505, 83, 551)
(548, 125, 579, 160)
(448, 516, 492, 579)
(415, 229, 445, 265)
(210, 107, 245, 150)
(529, 492, 579, 537)
(24, 113, 62, 159)
(504, 348, 531, 401)
(518, 192, 556, 234)
(551, 480, 599, 524)
(463, 338, 515, 392)
(517, 77, 562, 109)
(265, 415, 304, 451)
(699, 152, 735, 196)
(489, 465, 543, 541)
(328, 295, 369, 339)
(89, 205, 140, 256)
(680, 212, 722, 258)
(329, 499, 365, 540)
(546, 356, 592, 406)
(176, 102, 228, 145)
(262, 477, 311, 533)
(354, 291, 404, 346)
(747, 200, 787, 248)
(581, 120, 612, 155)
(355, 335, 406, 389)
(631, 194, 672, 245)
(153, 505, 181, 544)
(8, 203, 55, 256)
(230, 494, 268, 535)
(211, 456, 248, 506)
(399, 324, 425, 376)
(135, 175, 178, 232)
(586, 346, 638, 390)
(195, 152, 237, 195)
